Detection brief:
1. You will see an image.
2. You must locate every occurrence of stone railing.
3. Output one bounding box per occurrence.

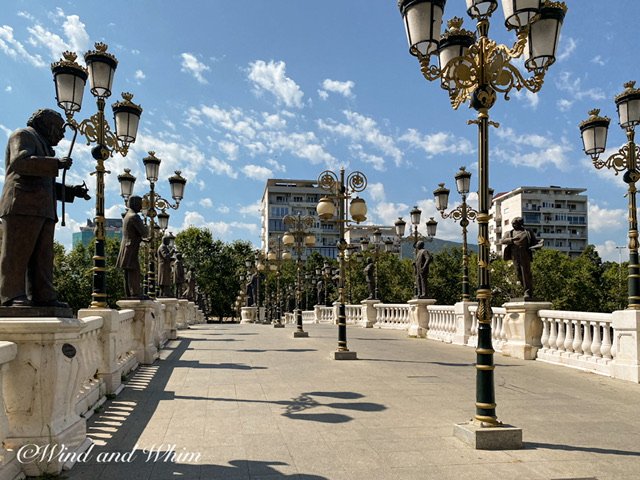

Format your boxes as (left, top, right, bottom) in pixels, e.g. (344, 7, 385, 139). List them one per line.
(302, 310, 315, 323)
(426, 305, 456, 343)
(0, 297, 205, 477)
(309, 298, 640, 384)
(374, 304, 410, 329)
(537, 310, 615, 376)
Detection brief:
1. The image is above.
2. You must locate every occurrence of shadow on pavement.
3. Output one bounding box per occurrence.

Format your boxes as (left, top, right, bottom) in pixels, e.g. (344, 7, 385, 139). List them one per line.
(526, 441, 640, 457)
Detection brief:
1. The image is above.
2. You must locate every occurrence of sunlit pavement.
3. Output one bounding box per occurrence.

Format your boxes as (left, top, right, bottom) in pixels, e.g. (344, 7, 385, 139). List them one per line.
(66, 322, 640, 480)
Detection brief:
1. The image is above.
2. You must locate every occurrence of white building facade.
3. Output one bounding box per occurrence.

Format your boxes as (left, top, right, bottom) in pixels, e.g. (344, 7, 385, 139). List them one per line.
(261, 179, 339, 258)
(490, 186, 588, 258)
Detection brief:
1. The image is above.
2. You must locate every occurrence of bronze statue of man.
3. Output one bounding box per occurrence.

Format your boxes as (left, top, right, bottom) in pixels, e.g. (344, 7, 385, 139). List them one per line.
(414, 240, 433, 299)
(184, 267, 196, 301)
(500, 216, 542, 299)
(156, 235, 173, 297)
(172, 251, 185, 298)
(116, 195, 147, 298)
(364, 257, 375, 300)
(0, 108, 90, 307)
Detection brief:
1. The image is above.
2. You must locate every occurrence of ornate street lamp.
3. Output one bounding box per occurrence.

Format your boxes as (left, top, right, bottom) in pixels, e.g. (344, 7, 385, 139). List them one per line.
(316, 168, 368, 359)
(52, 43, 142, 308)
(267, 235, 289, 327)
(118, 152, 186, 299)
(398, 0, 567, 430)
(580, 81, 640, 309)
(395, 207, 437, 297)
(283, 213, 316, 337)
(434, 166, 478, 300)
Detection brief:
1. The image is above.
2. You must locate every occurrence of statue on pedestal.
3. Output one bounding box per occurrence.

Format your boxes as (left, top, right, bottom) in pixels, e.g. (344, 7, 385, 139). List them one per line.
(500, 216, 543, 300)
(157, 235, 173, 297)
(0, 108, 90, 308)
(172, 251, 185, 298)
(116, 195, 147, 298)
(414, 240, 433, 299)
(364, 257, 375, 300)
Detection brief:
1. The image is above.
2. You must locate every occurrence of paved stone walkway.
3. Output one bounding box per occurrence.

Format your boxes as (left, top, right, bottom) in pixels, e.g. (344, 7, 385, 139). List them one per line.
(66, 322, 640, 480)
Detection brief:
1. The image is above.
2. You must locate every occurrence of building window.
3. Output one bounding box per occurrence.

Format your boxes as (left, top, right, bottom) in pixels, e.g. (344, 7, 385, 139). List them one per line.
(293, 196, 303, 202)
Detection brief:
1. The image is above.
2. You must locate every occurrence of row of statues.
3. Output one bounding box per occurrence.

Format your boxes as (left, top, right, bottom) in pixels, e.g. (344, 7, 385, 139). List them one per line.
(0, 109, 541, 310)
(117, 204, 196, 300)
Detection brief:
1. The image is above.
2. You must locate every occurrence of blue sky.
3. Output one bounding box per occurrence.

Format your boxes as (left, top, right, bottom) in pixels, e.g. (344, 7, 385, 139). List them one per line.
(0, 1, 637, 261)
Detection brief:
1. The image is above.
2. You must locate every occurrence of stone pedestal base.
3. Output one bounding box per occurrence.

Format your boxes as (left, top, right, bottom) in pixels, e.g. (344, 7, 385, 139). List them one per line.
(240, 306, 258, 324)
(612, 309, 640, 382)
(331, 350, 357, 360)
(360, 299, 377, 328)
(502, 300, 552, 359)
(293, 331, 309, 338)
(453, 421, 522, 450)
(407, 298, 436, 337)
(116, 299, 160, 365)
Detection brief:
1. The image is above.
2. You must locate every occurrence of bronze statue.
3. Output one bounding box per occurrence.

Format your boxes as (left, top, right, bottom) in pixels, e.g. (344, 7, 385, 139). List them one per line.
(364, 257, 375, 300)
(501, 216, 542, 299)
(184, 267, 196, 301)
(172, 251, 185, 298)
(245, 272, 257, 307)
(156, 235, 173, 297)
(414, 240, 433, 299)
(0, 108, 90, 307)
(116, 195, 147, 298)
(316, 279, 323, 306)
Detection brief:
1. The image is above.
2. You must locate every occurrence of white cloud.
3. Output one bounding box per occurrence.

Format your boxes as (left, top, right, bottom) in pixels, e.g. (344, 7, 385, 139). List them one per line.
(556, 37, 576, 62)
(588, 202, 625, 233)
(217, 205, 230, 214)
(242, 164, 273, 181)
(319, 79, 355, 99)
(594, 240, 627, 263)
(180, 52, 210, 84)
(591, 55, 605, 67)
(239, 200, 262, 218)
(134, 69, 146, 81)
(514, 89, 539, 109)
(266, 158, 286, 172)
(399, 128, 473, 158)
(0, 25, 45, 67)
(494, 127, 572, 170)
(199, 198, 213, 208)
(555, 71, 606, 102)
(318, 110, 403, 166)
(218, 141, 239, 160)
(557, 98, 573, 112)
(105, 204, 125, 218)
(61, 14, 89, 54)
(368, 183, 386, 202)
(248, 60, 304, 108)
(4, 85, 11, 93)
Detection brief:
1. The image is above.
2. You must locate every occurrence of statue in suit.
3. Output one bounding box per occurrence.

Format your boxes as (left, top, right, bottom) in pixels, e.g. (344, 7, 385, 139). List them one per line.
(414, 240, 433, 299)
(0, 108, 90, 307)
(157, 235, 173, 297)
(116, 195, 147, 298)
(500, 216, 542, 299)
(172, 251, 185, 298)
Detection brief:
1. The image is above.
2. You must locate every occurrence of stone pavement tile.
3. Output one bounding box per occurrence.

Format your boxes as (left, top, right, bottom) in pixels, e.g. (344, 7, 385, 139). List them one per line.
(527, 459, 621, 479)
(149, 461, 203, 480)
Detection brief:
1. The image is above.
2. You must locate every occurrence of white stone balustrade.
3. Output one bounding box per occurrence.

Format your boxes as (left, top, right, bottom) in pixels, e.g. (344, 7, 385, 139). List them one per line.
(537, 309, 616, 376)
(315, 306, 334, 324)
(426, 305, 456, 343)
(302, 310, 315, 323)
(374, 304, 410, 329)
(0, 342, 20, 480)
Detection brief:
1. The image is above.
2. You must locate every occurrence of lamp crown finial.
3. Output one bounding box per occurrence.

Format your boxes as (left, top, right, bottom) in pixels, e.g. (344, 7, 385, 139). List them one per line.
(121, 92, 134, 102)
(94, 42, 108, 53)
(447, 17, 464, 30)
(624, 81, 636, 90)
(588, 109, 600, 117)
(148, 151, 156, 156)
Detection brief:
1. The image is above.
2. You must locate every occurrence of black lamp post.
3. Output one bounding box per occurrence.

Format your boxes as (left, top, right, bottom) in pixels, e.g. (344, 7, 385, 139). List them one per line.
(360, 228, 384, 300)
(398, 0, 567, 431)
(282, 213, 316, 337)
(580, 82, 640, 309)
(317, 168, 368, 359)
(118, 152, 186, 299)
(267, 235, 290, 327)
(434, 166, 478, 301)
(52, 44, 142, 308)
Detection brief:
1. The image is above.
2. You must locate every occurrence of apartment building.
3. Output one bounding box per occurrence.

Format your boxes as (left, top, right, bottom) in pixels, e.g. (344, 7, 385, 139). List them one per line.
(490, 186, 588, 258)
(261, 179, 339, 258)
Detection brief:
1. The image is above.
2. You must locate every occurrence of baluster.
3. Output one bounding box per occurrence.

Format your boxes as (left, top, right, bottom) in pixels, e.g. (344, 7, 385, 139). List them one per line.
(610, 325, 617, 359)
(547, 319, 557, 353)
(581, 321, 592, 358)
(563, 319, 574, 354)
(556, 318, 566, 352)
(600, 322, 612, 359)
(540, 318, 550, 352)
(591, 322, 602, 358)
(499, 314, 507, 344)
(572, 320, 583, 355)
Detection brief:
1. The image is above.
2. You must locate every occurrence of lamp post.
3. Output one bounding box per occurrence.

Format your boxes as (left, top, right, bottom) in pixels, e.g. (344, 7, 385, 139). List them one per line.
(398, 0, 567, 429)
(360, 228, 385, 300)
(580, 82, 640, 310)
(434, 166, 478, 300)
(316, 168, 368, 359)
(255, 251, 266, 322)
(282, 213, 316, 337)
(52, 43, 142, 308)
(267, 235, 290, 327)
(118, 151, 186, 299)
(395, 208, 437, 297)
